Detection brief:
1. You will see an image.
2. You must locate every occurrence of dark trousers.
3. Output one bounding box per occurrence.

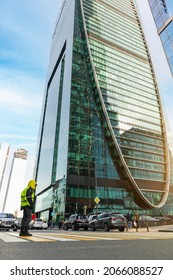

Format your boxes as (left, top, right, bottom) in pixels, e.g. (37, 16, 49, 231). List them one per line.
(21, 207, 32, 228)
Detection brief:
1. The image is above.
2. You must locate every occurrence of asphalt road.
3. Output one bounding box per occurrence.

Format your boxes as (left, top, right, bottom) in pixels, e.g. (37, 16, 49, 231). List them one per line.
(1, 227, 173, 260)
(1, 238, 173, 260)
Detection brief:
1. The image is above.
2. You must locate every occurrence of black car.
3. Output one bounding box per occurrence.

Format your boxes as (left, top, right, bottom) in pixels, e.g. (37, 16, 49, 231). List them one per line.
(90, 212, 126, 232)
(63, 214, 89, 230)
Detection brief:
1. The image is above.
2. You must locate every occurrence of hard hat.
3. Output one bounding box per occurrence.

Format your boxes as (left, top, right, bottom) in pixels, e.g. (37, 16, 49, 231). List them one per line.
(28, 179, 37, 189)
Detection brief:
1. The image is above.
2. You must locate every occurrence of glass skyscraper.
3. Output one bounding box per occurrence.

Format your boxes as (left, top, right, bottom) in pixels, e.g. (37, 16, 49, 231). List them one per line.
(34, 0, 172, 221)
(148, 0, 173, 75)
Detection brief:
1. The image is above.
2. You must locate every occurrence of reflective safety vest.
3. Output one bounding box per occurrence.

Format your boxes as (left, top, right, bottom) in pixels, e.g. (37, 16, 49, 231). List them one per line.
(21, 186, 34, 208)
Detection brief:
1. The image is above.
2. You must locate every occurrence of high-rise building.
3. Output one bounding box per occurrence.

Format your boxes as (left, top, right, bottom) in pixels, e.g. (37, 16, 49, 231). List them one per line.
(148, 0, 173, 76)
(34, 0, 172, 221)
(2, 148, 27, 216)
(0, 143, 10, 196)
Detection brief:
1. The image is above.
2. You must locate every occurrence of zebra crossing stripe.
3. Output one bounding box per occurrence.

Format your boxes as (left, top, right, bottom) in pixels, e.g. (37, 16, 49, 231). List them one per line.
(33, 234, 78, 241)
(34, 233, 114, 241)
(8, 232, 77, 242)
(0, 232, 29, 242)
(1, 231, 173, 243)
(19, 236, 55, 242)
(5, 232, 55, 242)
(57, 233, 115, 240)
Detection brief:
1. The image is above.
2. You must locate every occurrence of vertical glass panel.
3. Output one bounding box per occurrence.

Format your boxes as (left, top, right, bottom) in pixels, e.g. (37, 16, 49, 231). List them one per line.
(52, 57, 65, 182)
(36, 68, 61, 193)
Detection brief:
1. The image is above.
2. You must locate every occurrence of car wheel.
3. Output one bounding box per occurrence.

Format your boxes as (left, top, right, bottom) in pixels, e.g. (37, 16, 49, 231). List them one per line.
(91, 224, 96, 231)
(63, 224, 68, 231)
(72, 224, 78, 231)
(104, 223, 110, 232)
(119, 227, 125, 232)
(72, 224, 75, 230)
(84, 227, 88, 231)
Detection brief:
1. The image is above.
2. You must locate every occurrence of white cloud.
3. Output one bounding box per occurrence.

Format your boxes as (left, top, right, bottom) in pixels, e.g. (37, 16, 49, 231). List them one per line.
(0, 89, 38, 110)
(0, 68, 44, 115)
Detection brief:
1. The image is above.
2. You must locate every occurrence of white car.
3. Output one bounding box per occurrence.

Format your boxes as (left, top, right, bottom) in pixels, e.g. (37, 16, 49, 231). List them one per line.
(42, 221, 48, 229)
(29, 218, 43, 230)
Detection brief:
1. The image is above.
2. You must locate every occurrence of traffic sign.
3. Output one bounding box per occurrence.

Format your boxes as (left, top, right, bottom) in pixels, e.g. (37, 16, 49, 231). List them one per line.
(94, 197, 100, 204)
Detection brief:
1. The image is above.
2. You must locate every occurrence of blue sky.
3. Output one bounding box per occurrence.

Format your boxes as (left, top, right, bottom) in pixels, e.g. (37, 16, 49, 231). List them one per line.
(0, 0, 173, 177)
(0, 0, 62, 153)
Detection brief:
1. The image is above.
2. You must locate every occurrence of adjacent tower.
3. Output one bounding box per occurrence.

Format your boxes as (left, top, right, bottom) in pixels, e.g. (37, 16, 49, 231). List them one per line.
(0, 143, 10, 195)
(35, 0, 170, 219)
(148, 0, 173, 76)
(2, 148, 27, 216)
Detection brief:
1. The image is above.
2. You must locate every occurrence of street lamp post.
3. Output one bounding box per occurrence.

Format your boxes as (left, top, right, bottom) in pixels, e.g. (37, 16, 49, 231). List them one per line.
(89, 137, 103, 214)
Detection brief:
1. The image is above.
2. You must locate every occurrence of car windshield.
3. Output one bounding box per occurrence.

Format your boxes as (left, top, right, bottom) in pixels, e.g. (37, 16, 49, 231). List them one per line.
(112, 214, 124, 218)
(35, 219, 43, 222)
(88, 215, 97, 221)
(0, 213, 14, 218)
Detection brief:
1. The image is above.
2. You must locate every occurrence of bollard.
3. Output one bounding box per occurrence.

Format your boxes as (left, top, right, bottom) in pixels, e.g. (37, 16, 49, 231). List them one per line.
(146, 222, 149, 232)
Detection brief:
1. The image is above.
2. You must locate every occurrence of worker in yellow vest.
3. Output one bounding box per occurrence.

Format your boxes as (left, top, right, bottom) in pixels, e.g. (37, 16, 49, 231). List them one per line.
(19, 179, 37, 236)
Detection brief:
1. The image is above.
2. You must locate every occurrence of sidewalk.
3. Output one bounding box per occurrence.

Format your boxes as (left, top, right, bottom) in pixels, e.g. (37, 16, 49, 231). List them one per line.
(128, 224, 173, 233)
(157, 224, 173, 232)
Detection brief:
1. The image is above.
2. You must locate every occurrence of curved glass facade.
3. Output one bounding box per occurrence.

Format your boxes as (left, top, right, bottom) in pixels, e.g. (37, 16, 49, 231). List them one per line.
(35, 0, 171, 220)
(80, 0, 169, 209)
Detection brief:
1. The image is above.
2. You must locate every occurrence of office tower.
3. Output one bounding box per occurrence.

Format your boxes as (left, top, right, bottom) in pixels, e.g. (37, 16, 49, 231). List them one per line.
(148, 0, 173, 75)
(0, 143, 10, 195)
(35, 0, 172, 220)
(2, 148, 27, 216)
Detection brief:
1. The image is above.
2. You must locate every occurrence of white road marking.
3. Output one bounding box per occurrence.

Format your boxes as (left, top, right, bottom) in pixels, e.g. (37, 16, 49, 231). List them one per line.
(1, 230, 173, 242)
(0, 232, 29, 242)
(33, 234, 77, 241)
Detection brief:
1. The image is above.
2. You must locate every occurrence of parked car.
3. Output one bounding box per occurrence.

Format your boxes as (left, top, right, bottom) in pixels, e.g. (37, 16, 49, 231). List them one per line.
(14, 218, 20, 230)
(63, 214, 89, 230)
(88, 214, 98, 228)
(0, 212, 19, 231)
(89, 212, 126, 232)
(42, 220, 48, 229)
(29, 218, 43, 230)
(139, 215, 159, 222)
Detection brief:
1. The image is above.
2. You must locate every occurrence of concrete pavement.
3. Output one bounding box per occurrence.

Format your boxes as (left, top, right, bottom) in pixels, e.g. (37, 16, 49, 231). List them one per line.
(129, 223, 173, 233)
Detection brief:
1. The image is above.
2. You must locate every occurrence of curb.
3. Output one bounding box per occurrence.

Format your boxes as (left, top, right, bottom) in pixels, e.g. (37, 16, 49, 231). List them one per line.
(158, 230, 173, 232)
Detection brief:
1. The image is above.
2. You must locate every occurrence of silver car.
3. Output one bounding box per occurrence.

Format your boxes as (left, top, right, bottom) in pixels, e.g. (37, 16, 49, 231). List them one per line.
(90, 212, 126, 232)
(0, 213, 18, 231)
(88, 214, 98, 229)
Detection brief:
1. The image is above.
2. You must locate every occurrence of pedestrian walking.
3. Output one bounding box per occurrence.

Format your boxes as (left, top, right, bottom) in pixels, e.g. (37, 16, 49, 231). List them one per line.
(51, 220, 55, 229)
(58, 220, 63, 230)
(126, 213, 133, 229)
(133, 212, 140, 228)
(19, 179, 37, 236)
